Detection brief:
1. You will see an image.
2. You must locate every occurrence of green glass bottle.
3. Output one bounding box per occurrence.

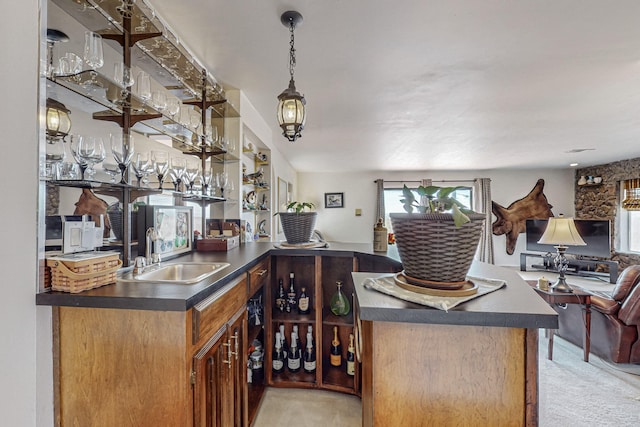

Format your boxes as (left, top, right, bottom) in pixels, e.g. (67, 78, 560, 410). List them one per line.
(330, 280, 350, 316)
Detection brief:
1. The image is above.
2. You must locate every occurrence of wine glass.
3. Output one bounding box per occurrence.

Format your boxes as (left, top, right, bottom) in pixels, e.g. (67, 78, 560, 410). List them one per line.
(83, 31, 104, 69)
(102, 162, 120, 183)
(166, 97, 180, 118)
(131, 152, 151, 187)
(84, 137, 105, 179)
(151, 90, 167, 111)
(114, 62, 134, 88)
(110, 133, 135, 184)
(184, 159, 200, 194)
(136, 71, 151, 103)
(151, 150, 169, 190)
(70, 134, 94, 181)
(168, 157, 186, 192)
(201, 168, 212, 196)
(218, 171, 229, 198)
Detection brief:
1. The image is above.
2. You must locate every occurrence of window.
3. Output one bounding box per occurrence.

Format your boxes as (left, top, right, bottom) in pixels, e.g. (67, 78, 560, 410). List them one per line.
(383, 185, 473, 231)
(618, 183, 640, 254)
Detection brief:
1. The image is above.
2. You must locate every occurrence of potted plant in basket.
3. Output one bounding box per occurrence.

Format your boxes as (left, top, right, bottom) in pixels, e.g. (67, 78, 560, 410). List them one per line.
(275, 201, 317, 244)
(390, 185, 486, 285)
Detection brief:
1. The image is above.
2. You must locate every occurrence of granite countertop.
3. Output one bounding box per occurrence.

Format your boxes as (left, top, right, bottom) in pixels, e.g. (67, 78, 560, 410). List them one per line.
(36, 242, 396, 311)
(354, 262, 558, 329)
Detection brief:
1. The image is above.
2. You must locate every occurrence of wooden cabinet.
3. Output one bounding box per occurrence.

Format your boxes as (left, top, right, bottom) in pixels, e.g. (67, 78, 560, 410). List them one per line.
(264, 254, 364, 394)
(54, 274, 248, 426)
(246, 257, 269, 425)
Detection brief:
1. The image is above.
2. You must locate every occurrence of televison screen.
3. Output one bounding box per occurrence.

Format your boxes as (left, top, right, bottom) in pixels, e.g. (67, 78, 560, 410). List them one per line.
(525, 219, 611, 258)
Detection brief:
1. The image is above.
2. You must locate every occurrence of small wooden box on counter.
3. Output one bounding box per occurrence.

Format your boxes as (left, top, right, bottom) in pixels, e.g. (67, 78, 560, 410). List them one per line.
(196, 235, 240, 252)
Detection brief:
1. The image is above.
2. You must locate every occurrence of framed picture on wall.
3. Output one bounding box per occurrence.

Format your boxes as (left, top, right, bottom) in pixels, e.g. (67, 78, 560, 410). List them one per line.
(325, 192, 344, 208)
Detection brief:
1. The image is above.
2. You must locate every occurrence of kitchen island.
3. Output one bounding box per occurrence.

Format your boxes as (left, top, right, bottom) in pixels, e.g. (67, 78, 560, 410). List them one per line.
(354, 263, 557, 427)
(37, 244, 555, 426)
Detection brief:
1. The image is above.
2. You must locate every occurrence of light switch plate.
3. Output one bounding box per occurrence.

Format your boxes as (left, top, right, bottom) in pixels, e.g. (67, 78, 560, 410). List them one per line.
(355, 208, 362, 216)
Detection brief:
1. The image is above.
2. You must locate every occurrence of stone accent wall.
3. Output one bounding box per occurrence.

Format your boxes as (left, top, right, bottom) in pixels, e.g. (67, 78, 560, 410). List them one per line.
(46, 183, 59, 215)
(575, 157, 640, 270)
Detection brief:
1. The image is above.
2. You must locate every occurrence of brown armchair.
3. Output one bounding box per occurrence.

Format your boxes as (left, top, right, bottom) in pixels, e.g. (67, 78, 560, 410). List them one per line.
(556, 265, 640, 364)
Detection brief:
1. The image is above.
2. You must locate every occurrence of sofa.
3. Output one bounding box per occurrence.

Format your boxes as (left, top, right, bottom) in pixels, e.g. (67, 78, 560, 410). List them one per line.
(556, 265, 640, 364)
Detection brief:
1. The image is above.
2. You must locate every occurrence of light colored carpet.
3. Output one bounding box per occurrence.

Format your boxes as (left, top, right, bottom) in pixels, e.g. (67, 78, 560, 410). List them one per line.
(252, 335, 640, 427)
(538, 333, 640, 427)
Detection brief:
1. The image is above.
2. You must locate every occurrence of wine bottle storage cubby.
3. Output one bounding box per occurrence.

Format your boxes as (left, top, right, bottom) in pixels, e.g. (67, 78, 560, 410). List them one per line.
(265, 254, 362, 395)
(321, 324, 355, 391)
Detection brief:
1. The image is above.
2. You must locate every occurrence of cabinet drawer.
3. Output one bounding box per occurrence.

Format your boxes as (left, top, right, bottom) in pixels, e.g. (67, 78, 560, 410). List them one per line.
(248, 257, 270, 296)
(192, 275, 246, 346)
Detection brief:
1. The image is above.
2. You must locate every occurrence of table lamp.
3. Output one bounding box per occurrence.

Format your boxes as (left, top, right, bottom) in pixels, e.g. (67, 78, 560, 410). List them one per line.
(537, 215, 586, 292)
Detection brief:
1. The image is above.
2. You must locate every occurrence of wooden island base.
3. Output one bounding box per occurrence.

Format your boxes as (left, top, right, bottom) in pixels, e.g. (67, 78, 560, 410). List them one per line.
(361, 321, 538, 426)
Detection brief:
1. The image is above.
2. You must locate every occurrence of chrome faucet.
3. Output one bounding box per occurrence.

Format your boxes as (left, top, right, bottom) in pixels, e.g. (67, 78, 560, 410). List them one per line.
(145, 227, 159, 266)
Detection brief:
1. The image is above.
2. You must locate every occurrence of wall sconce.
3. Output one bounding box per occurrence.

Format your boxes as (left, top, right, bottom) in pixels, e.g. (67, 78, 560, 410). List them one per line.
(276, 11, 306, 142)
(46, 98, 72, 143)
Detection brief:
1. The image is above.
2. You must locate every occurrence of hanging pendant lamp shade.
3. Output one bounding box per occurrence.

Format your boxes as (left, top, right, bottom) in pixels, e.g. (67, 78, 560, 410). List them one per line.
(277, 11, 306, 142)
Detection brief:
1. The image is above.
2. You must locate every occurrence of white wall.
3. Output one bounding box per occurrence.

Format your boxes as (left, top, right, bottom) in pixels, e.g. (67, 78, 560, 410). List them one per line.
(0, 0, 48, 426)
(298, 168, 574, 266)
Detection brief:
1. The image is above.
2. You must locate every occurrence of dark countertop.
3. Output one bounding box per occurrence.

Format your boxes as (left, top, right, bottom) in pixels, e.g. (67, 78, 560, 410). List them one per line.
(354, 262, 558, 329)
(36, 242, 397, 311)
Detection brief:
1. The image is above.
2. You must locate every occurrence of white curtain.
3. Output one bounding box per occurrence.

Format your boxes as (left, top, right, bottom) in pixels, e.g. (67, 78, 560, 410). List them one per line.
(375, 179, 385, 221)
(473, 178, 495, 264)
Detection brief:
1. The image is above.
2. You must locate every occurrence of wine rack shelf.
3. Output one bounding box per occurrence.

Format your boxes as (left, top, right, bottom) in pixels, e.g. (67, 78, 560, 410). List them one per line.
(265, 255, 362, 396)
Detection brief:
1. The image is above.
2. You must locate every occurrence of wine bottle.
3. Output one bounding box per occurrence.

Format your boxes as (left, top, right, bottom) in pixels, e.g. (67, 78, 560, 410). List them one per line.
(293, 324, 301, 348)
(279, 324, 289, 361)
(272, 332, 284, 374)
(287, 272, 298, 312)
(330, 326, 342, 367)
(303, 331, 316, 373)
(287, 331, 301, 372)
(276, 278, 286, 312)
(298, 286, 310, 315)
(307, 324, 313, 348)
(346, 333, 355, 376)
(330, 280, 351, 316)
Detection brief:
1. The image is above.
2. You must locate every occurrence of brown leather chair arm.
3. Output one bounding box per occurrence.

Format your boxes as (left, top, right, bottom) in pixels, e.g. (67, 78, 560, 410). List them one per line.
(589, 294, 620, 315)
(619, 280, 640, 325)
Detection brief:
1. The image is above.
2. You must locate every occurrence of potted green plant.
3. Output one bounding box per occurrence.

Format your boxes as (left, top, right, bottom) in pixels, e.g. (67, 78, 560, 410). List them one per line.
(390, 185, 486, 284)
(275, 201, 317, 244)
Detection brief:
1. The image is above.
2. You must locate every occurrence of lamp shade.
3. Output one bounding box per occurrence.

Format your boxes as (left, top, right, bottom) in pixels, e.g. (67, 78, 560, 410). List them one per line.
(277, 78, 306, 141)
(46, 98, 71, 141)
(538, 215, 586, 246)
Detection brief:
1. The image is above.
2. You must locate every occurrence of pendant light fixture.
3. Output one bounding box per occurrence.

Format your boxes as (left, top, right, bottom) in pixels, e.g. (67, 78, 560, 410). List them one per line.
(277, 11, 306, 142)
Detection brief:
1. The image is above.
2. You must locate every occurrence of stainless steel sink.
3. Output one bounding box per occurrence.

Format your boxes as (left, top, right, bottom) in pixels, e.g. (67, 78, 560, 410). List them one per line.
(118, 262, 230, 284)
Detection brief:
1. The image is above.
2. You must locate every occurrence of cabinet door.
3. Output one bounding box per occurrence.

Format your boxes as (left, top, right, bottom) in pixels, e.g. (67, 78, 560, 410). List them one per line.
(193, 326, 230, 427)
(228, 307, 248, 427)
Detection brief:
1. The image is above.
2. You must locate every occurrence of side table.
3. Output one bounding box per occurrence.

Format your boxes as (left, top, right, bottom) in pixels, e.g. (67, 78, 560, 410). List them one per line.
(528, 282, 591, 362)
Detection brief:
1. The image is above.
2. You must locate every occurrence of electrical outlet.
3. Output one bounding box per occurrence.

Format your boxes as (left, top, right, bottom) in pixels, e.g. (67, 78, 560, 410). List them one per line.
(355, 208, 362, 216)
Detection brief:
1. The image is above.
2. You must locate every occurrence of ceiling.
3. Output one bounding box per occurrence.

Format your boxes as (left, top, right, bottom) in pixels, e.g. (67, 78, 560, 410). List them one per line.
(149, 0, 640, 173)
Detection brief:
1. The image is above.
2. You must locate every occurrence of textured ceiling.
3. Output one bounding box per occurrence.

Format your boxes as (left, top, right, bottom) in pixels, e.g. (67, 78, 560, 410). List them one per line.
(149, 0, 640, 172)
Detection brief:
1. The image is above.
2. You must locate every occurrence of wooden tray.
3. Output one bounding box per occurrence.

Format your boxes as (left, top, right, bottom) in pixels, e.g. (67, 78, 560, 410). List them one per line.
(401, 271, 467, 290)
(394, 273, 478, 297)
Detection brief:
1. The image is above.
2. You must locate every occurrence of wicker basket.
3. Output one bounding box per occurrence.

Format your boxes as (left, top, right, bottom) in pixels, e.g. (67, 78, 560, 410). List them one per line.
(46, 252, 122, 293)
(278, 212, 317, 244)
(390, 213, 485, 283)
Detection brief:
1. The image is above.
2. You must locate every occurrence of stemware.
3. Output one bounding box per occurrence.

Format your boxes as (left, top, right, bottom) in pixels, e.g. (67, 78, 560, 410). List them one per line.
(151, 90, 167, 111)
(114, 62, 134, 88)
(102, 162, 120, 183)
(70, 135, 95, 181)
(110, 133, 135, 184)
(184, 159, 200, 194)
(166, 97, 180, 117)
(201, 168, 212, 196)
(218, 171, 229, 198)
(136, 71, 151, 102)
(84, 137, 106, 178)
(131, 152, 151, 187)
(83, 31, 104, 70)
(168, 156, 186, 192)
(151, 150, 169, 190)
